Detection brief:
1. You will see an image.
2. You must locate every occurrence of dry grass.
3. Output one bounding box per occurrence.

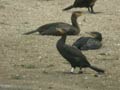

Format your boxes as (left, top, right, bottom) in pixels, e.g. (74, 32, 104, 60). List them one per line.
(0, 0, 120, 90)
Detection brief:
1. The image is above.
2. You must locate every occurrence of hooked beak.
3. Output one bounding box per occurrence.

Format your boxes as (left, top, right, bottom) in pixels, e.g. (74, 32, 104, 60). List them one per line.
(85, 32, 92, 35)
(76, 12, 82, 17)
(85, 32, 95, 37)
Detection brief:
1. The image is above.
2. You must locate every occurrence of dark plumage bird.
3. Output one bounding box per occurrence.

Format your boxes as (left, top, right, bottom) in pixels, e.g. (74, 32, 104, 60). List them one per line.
(56, 29, 104, 74)
(23, 11, 82, 36)
(63, 0, 97, 13)
(72, 32, 102, 50)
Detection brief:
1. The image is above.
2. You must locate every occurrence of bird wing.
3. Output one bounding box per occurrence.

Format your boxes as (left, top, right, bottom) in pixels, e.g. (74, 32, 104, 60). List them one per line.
(85, 38, 102, 49)
(74, 0, 88, 5)
(63, 45, 90, 66)
(57, 23, 77, 32)
(74, 0, 83, 6)
(72, 37, 89, 48)
(74, 0, 96, 6)
(39, 22, 76, 32)
(63, 45, 85, 58)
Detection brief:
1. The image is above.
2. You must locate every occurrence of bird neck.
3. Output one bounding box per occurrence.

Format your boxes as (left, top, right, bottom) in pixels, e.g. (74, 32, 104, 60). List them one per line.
(57, 34, 67, 48)
(60, 34, 67, 44)
(71, 16, 80, 31)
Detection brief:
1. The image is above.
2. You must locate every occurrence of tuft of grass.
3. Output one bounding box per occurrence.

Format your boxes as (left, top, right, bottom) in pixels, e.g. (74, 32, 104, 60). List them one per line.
(11, 74, 23, 80)
(20, 64, 36, 69)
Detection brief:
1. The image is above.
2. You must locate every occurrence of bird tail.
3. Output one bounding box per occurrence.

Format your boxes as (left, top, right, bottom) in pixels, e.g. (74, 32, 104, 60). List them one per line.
(63, 5, 74, 11)
(89, 65, 104, 73)
(23, 30, 37, 35)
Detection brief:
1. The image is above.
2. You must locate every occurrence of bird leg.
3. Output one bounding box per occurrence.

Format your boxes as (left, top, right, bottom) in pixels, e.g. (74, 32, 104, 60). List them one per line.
(88, 7, 91, 13)
(90, 6, 95, 14)
(70, 67, 75, 73)
(78, 67, 83, 74)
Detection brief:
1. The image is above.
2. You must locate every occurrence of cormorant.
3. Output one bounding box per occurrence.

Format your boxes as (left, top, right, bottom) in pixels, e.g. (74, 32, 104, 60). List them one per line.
(63, 0, 97, 13)
(56, 29, 104, 74)
(72, 32, 102, 50)
(23, 11, 82, 36)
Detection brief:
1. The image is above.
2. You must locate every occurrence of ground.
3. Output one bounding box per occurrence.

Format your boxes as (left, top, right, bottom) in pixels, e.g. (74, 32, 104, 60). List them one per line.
(0, 0, 120, 90)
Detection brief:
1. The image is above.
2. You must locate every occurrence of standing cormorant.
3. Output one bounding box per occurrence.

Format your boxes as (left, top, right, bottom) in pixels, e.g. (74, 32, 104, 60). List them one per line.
(56, 29, 104, 74)
(72, 32, 102, 50)
(63, 0, 97, 13)
(24, 11, 82, 36)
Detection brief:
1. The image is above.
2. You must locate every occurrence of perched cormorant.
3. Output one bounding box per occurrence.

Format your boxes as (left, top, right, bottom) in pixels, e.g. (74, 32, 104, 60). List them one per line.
(72, 32, 102, 50)
(23, 11, 82, 36)
(56, 29, 104, 74)
(63, 0, 97, 13)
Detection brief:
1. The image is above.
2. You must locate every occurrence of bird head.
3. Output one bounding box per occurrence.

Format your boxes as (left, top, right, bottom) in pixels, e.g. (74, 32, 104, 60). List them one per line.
(86, 32, 102, 41)
(72, 11, 82, 18)
(56, 28, 66, 35)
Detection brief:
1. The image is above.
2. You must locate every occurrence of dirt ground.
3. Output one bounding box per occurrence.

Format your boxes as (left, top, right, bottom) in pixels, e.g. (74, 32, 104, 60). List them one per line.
(0, 0, 120, 90)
